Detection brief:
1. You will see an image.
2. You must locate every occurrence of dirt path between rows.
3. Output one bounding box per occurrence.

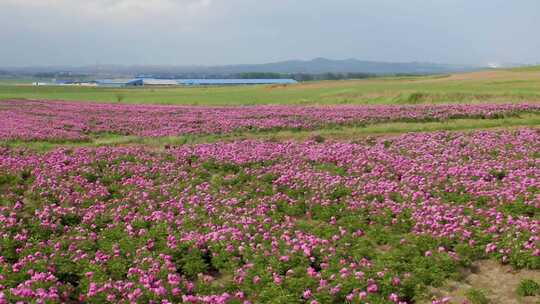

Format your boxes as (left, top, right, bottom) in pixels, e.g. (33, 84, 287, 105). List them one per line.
(427, 260, 540, 303)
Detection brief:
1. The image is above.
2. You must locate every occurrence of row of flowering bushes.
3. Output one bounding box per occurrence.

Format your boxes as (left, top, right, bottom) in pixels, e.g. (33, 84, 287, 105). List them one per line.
(1, 99, 540, 141)
(0, 129, 538, 303)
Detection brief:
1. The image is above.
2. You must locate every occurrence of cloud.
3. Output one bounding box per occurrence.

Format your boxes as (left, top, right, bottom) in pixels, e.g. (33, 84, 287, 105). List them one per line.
(1, 0, 216, 32)
(2, 0, 212, 14)
(0, 0, 539, 66)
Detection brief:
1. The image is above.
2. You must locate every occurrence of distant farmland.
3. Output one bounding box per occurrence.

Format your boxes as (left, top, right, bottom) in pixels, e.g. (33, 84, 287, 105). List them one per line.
(1, 68, 540, 105)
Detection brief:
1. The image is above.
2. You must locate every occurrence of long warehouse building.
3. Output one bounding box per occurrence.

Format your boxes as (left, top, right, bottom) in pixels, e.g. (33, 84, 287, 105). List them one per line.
(95, 78, 297, 87)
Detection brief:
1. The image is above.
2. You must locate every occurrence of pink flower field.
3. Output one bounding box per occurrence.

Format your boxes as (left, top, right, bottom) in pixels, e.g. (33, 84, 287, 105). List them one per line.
(1, 99, 540, 141)
(0, 128, 539, 303)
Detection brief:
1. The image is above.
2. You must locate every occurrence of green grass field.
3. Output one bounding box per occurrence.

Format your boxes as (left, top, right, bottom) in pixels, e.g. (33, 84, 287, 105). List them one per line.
(1, 68, 540, 105)
(1, 67, 540, 150)
(4, 113, 540, 151)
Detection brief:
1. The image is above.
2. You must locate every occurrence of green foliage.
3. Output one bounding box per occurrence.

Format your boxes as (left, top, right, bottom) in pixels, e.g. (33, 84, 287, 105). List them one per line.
(106, 258, 130, 281)
(60, 213, 82, 226)
(171, 245, 215, 279)
(0, 238, 20, 263)
(54, 257, 81, 287)
(202, 161, 241, 174)
(0, 173, 18, 186)
(506, 250, 540, 269)
(314, 163, 347, 176)
(328, 185, 352, 200)
(488, 169, 506, 181)
(465, 288, 490, 304)
(454, 243, 484, 263)
(383, 140, 393, 148)
(257, 284, 303, 304)
(399, 92, 427, 104)
(310, 134, 325, 143)
(500, 199, 539, 217)
(276, 200, 307, 217)
(260, 172, 279, 183)
(516, 279, 540, 297)
(115, 93, 125, 103)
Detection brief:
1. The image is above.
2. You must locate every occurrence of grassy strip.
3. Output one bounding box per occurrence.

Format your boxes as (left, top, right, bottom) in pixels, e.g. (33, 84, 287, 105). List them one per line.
(2, 114, 540, 152)
(2, 87, 540, 106)
(2, 68, 540, 105)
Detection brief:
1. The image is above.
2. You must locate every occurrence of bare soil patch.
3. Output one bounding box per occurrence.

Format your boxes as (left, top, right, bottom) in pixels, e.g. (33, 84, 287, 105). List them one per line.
(427, 260, 540, 303)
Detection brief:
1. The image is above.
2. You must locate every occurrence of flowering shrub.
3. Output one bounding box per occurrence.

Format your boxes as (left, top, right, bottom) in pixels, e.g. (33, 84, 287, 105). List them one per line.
(0, 129, 539, 303)
(1, 99, 540, 141)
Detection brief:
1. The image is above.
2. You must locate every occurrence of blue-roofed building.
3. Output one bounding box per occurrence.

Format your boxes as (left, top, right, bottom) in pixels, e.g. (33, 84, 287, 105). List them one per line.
(141, 79, 179, 86)
(93, 78, 297, 88)
(175, 79, 297, 86)
(96, 79, 143, 87)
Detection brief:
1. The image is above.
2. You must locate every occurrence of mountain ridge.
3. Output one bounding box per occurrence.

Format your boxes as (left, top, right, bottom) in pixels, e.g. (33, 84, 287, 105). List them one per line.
(1, 58, 487, 77)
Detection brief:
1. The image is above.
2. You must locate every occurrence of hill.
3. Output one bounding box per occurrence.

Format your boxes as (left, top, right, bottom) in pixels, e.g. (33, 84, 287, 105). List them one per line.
(210, 57, 480, 75)
(1, 58, 483, 78)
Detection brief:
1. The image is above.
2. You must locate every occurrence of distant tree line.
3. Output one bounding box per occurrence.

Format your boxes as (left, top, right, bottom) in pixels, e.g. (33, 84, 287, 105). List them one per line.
(234, 72, 376, 81)
(291, 73, 375, 81)
(236, 72, 285, 79)
(141, 72, 377, 81)
(33, 72, 88, 79)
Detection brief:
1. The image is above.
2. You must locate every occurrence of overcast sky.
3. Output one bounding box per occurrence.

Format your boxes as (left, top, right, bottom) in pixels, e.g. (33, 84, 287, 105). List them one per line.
(1, 0, 539, 67)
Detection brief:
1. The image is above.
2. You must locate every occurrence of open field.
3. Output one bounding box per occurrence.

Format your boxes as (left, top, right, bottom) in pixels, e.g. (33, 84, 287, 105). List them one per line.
(1, 129, 540, 303)
(1, 68, 540, 105)
(1, 69, 540, 303)
(1, 99, 540, 152)
(3, 113, 540, 152)
(2, 99, 539, 141)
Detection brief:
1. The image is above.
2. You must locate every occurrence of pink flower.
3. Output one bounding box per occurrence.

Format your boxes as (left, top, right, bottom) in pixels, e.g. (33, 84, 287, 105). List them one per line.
(367, 283, 378, 293)
(279, 255, 290, 262)
(485, 243, 497, 254)
(358, 291, 367, 299)
(307, 267, 318, 277)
